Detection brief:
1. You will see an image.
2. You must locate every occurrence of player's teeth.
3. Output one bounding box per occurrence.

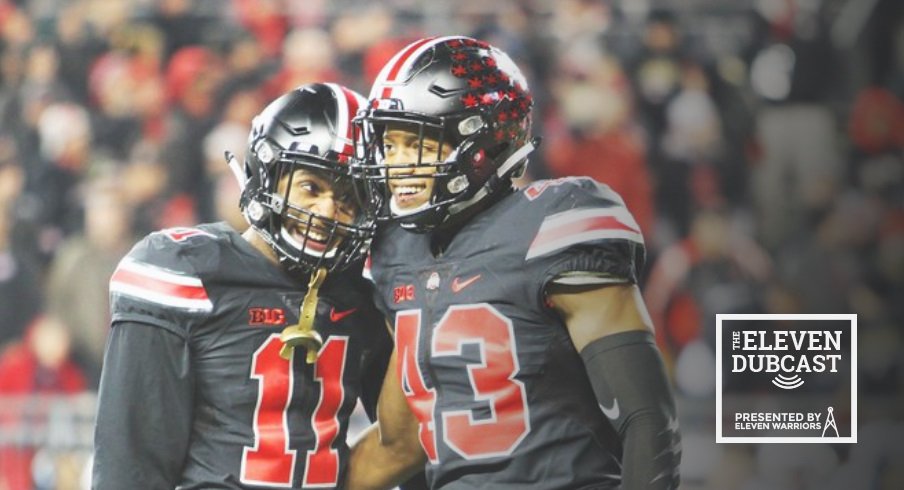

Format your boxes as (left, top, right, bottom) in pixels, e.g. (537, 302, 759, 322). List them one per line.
(296, 228, 326, 242)
(396, 185, 425, 195)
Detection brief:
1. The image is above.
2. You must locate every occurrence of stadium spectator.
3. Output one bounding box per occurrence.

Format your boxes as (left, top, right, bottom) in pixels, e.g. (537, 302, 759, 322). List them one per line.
(544, 53, 655, 241)
(0, 314, 86, 490)
(0, 138, 42, 349)
(747, 0, 845, 251)
(45, 171, 136, 386)
(160, 45, 224, 223)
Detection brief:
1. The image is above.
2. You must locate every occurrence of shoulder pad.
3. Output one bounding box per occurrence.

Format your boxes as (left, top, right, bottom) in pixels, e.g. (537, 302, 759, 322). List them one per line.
(151, 226, 219, 244)
(522, 176, 622, 204)
(521, 178, 643, 261)
(109, 230, 214, 315)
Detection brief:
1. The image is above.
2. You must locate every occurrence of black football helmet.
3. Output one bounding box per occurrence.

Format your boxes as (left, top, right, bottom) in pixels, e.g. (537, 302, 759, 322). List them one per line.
(353, 36, 539, 232)
(229, 83, 373, 273)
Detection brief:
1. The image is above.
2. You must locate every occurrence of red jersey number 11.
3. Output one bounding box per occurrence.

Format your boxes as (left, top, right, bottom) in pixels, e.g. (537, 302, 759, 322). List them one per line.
(241, 334, 348, 487)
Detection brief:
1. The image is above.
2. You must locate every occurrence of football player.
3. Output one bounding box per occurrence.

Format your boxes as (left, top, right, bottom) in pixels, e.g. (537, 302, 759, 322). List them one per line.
(346, 37, 682, 489)
(92, 83, 392, 489)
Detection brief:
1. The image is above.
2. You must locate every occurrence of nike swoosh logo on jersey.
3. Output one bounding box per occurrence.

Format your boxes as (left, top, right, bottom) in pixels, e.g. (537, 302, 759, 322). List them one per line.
(330, 307, 358, 322)
(451, 274, 482, 293)
(600, 399, 620, 420)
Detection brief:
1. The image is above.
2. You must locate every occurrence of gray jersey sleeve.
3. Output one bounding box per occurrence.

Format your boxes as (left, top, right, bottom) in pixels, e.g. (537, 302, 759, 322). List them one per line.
(521, 178, 646, 301)
(92, 321, 194, 489)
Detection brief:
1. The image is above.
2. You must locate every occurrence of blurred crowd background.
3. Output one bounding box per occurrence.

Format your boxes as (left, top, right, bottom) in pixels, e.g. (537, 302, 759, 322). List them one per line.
(0, 0, 901, 488)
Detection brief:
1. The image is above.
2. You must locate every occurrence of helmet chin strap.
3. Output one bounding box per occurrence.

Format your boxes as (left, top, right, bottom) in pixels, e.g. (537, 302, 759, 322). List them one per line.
(389, 195, 433, 217)
(496, 139, 537, 179)
(447, 139, 536, 216)
(225, 151, 248, 192)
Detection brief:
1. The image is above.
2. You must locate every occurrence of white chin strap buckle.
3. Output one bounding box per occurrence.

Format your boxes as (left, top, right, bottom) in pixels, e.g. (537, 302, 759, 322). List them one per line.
(225, 151, 247, 191)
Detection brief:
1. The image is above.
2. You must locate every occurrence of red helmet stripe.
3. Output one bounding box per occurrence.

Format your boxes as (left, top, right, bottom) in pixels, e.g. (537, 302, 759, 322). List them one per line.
(379, 37, 436, 99)
(340, 85, 361, 157)
(326, 83, 362, 157)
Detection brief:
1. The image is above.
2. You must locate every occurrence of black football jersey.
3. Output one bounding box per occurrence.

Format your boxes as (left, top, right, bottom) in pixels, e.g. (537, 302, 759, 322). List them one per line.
(366, 178, 646, 489)
(94, 222, 389, 489)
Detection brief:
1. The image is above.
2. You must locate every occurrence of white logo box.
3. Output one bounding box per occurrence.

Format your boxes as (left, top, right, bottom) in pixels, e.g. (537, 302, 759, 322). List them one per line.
(716, 313, 857, 444)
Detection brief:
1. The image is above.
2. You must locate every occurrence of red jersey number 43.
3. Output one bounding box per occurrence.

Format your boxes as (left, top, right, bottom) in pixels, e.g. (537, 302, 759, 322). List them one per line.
(395, 304, 530, 461)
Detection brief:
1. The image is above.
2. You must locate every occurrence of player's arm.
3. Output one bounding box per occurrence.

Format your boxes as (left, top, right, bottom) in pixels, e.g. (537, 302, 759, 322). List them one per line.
(345, 345, 427, 490)
(356, 314, 395, 423)
(549, 282, 681, 490)
(92, 321, 193, 490)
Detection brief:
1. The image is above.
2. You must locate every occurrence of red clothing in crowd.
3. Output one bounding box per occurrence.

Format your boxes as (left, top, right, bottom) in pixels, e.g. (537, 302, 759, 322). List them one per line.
(0, 320, 87, 490)
(0, 344, 86, 393)
(848, 86, 904, 155)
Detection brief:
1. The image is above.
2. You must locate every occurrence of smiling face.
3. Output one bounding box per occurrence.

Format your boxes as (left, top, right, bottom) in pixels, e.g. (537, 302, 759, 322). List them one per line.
(276, 167, 359, 257)
(381, 125, 452, 215)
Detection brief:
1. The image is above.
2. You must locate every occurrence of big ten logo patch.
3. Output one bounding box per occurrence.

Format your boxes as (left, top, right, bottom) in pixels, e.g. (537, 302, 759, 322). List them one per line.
(249, 307, 286, 326)
(394, 284, 415, 304)
(716, 314, 857, 443)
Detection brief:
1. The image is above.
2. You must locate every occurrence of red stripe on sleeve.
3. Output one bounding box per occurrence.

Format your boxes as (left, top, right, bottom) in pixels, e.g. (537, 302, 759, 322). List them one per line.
(530, 216, 639, 250)
(111, 267, 210, 301)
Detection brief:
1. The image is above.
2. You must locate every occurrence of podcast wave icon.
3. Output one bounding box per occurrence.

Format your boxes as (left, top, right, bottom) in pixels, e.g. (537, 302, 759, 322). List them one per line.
(772, 374, 805, 390)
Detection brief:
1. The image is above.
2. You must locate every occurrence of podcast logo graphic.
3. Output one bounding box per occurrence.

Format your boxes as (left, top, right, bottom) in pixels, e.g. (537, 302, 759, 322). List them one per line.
(729, 328, 843, 391)
(717, 314, 857, 443)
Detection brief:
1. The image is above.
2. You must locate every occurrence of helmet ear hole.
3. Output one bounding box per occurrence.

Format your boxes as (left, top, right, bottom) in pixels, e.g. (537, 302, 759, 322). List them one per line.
(458, 115, 484, 136)
(446, 175, 469, 194)
(247, 200, 266, 222)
